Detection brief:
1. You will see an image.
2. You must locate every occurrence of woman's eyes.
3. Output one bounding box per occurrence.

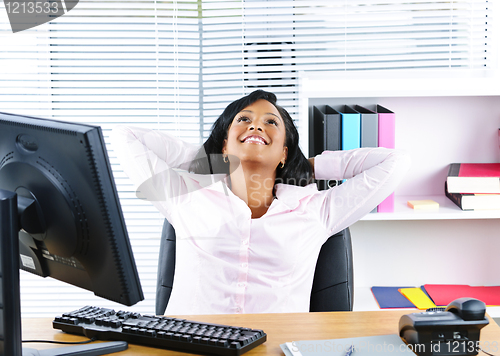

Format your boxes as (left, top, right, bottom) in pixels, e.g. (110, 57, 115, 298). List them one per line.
(236, 116, 278, 126)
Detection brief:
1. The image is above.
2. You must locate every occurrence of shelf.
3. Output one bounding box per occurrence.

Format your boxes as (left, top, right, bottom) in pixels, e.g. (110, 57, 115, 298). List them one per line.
(360, 195, 500, 221)
(302, 72, 500, 315)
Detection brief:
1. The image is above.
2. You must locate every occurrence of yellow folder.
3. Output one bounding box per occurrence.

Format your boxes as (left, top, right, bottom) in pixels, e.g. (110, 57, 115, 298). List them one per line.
(399, 288, 436, 310)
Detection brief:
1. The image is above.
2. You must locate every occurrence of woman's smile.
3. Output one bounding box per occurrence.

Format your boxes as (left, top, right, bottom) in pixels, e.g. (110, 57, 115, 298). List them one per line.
(241, 134, 268, 145)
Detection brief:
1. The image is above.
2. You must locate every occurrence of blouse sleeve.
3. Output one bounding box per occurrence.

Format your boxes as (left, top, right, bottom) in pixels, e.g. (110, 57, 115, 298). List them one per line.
(110, 125, 202, 215)
(313, 147, 411, 235)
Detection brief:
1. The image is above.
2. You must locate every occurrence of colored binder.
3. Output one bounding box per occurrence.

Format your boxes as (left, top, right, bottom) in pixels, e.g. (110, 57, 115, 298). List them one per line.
(376, 104, 395, 149)
(375, 105, 396, 213)
(355, 105, 378, 148)
(337, 105, 360, 151)
(311, 106, 324, 156)
(356, 105, 378, 213)
(310, 106, 322, 157)
(324, 105, 342, 152)
(311, 106, 342, 191)
(311, 105, 341, 155)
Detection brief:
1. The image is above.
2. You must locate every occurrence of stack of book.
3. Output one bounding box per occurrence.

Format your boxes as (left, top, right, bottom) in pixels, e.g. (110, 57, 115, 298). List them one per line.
(445, 163, 500, 210)
(310, 104, 395, 212)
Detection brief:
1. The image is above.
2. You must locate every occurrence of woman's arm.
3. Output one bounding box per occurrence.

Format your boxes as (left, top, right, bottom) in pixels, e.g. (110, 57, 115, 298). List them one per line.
(313, 148, 411, 235)
(111, 125, 201, 211)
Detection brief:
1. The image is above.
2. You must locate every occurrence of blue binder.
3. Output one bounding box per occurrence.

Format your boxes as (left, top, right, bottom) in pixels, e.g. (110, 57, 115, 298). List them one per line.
(338, 105, 360, 151)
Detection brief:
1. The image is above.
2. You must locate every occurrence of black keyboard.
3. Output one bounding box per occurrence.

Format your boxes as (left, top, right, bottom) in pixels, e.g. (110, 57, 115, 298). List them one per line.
(53, 306, 267, 356)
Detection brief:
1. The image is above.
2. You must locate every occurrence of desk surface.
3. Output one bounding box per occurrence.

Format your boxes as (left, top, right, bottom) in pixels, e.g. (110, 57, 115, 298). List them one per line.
(23, 310, 500, 355)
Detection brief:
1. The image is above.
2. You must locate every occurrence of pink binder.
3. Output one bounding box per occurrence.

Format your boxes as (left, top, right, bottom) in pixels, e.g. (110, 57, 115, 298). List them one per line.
(376, 105, 395, 213)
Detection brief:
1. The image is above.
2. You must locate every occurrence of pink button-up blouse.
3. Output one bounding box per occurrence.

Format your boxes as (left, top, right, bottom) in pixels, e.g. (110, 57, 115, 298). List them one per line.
(111, 125, 410, 315)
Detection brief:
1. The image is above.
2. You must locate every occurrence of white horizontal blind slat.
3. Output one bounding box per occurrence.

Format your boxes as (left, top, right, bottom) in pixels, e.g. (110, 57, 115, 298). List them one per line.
(0, 0, 494, 317)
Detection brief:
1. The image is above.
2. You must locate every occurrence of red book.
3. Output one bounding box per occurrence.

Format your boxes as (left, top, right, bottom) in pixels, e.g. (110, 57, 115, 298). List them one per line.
(446, 163, 500, 194)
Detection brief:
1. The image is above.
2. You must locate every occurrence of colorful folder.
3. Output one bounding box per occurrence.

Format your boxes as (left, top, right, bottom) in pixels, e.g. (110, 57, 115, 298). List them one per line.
(399, 287, 437, 310)
(424, 284, 500, 306)
(371, 286, 416, 309)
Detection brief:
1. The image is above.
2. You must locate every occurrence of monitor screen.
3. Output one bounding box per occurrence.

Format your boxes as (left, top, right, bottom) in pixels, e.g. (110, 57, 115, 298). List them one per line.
(0, 111, 144, 315)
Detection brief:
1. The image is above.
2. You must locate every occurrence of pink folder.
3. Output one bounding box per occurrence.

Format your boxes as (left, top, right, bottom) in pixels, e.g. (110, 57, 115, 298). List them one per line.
(376, 105, 395, 212)
(424, 284, 500, 306)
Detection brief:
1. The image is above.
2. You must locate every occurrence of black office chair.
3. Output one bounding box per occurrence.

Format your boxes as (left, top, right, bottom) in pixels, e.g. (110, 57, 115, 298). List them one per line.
(155, 219, 353, 315)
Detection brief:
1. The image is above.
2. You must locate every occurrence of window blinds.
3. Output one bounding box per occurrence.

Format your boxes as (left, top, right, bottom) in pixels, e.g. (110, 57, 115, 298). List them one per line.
(0, 0, 494, 317)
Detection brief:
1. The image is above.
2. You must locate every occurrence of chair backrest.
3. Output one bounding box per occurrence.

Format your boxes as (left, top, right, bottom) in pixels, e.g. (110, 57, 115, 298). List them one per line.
(156, 219, 353, 315)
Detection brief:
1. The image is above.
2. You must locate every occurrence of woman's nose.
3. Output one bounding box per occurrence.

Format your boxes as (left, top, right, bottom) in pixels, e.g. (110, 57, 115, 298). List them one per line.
(249, 125, 263, 131)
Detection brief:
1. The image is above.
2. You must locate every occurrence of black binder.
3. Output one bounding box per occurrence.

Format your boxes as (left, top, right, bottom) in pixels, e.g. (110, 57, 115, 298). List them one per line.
(311, 106, 342, 190)
(312, 105, 341, 155)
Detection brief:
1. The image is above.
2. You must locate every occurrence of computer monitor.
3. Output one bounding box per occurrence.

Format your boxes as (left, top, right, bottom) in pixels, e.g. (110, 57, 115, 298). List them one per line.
(0, 112, 144, 355)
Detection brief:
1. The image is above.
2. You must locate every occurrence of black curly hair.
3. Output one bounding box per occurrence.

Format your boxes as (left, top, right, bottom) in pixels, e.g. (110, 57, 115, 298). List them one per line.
(189, 90, 313, 187)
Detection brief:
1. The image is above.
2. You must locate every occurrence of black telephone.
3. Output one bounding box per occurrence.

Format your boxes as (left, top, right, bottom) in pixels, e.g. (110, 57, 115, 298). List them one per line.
(399, 297, 489, 356)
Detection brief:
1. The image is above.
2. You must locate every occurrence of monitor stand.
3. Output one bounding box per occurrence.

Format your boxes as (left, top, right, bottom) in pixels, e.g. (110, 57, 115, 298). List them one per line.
(0, 189, 128, 355)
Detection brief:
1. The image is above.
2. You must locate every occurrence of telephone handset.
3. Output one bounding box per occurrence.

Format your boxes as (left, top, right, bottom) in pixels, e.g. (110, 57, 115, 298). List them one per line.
(399, 297, 489, 356)
(445, 298, 486, 321)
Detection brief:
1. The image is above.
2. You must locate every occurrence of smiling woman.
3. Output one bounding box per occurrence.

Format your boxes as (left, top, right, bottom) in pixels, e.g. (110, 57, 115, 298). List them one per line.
(187, 90, 314, 218)
(111, 89, 411, 315)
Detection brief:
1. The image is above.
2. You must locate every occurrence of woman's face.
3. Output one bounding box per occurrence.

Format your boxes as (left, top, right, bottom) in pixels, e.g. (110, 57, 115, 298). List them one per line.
(222, 99, 288, 170)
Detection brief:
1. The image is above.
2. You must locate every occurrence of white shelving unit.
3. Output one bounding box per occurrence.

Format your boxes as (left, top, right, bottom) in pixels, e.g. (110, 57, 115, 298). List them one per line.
(298, 69, 500, 317)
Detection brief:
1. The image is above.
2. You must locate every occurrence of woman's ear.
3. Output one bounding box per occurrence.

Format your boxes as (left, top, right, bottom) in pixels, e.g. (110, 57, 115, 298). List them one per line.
(222, 139, 227, 155)
(282, 146, 288, 163)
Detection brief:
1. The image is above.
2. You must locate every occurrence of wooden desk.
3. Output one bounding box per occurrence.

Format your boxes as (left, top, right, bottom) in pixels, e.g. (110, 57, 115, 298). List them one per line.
(22, 311, 500, 355)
